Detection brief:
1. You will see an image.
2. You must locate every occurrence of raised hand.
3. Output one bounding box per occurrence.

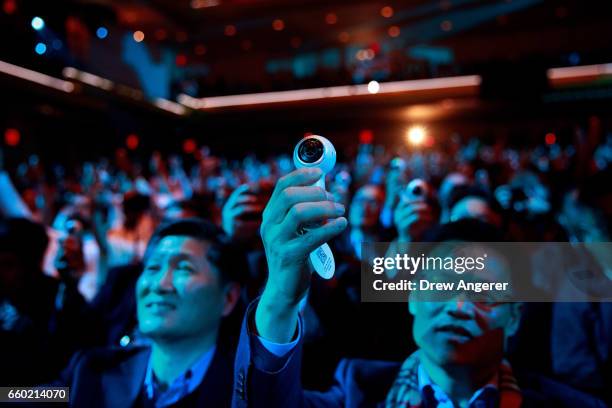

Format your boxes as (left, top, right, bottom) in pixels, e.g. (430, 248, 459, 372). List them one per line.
(256, 168, 347, 342)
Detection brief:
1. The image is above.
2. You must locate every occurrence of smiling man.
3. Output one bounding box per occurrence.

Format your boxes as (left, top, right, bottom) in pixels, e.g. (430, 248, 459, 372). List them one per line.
(232, 168, 606, 408)
(57, 218, 243, 407)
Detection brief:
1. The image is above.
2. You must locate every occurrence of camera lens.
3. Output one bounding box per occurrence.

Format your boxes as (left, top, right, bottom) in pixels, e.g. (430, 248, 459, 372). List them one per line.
(298, 138, 324, 163)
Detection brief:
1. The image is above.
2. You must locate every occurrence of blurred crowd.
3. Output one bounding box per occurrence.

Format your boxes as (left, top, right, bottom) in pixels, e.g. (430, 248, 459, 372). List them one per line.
(0, 124, 611, 406)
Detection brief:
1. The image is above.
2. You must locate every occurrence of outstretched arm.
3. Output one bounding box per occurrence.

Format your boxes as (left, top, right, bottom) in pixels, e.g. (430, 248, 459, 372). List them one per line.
(233, 167, 347, 408)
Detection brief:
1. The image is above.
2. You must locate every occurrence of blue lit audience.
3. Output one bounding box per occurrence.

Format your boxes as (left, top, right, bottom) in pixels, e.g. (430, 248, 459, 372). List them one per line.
(0, 129, 610, 406)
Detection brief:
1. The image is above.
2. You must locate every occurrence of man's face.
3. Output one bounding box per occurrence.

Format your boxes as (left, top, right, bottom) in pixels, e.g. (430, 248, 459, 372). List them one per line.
(409, 249, 521, 368)
(137, 236, 229, 341)
(410, 300, 520, 368)
(349, 185, 384, 228)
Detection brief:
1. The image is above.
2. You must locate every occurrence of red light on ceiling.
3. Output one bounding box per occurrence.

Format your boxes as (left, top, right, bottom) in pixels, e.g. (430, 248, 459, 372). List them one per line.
(388, 26, 400, 37)
(3, 0, 16, 14)
(126, 134, 139, 150)
(241, 39, 252, 50)
(194, 44, 207, 55)
(176, 31, 188, 42)
(175, 54, 187, 66)
(155, 29, 167, 41)
(4, 128, 20, 146)
(272, 19, 285, 31)
(545, 133, 556, 145)
(380, 6, 394, 18)
(224, 25, 236, 36)
(359, 129, 373, 144)
(290, 36, 302, 48)
(555, 6, 568, 19)
(133, 31, 145, 42)
(183, 139, 197, 154)
(325, 13, 338, 25)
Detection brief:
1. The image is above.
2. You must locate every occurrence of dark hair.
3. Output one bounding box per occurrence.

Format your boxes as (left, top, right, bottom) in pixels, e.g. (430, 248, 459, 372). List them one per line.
(423, 219, 525, 289)
(0, 217, 49, 272)
(447, 185, 503, 217)
(145, 218, 246, 285)
(122, 191, 151, 230)
(424, 218, 506, 243)
(165, 194, 216, 220)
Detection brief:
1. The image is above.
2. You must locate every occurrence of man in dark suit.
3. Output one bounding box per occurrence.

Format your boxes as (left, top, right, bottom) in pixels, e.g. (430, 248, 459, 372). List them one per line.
(58, 218, 244, 407)
(231, 168, 606, 408)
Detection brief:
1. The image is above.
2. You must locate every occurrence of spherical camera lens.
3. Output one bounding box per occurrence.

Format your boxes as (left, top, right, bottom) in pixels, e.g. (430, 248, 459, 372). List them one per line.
(298, 139, 324, 163)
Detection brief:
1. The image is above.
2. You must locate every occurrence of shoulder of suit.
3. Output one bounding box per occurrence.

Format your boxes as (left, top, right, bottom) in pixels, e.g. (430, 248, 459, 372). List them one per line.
(515, 370, 607, 408)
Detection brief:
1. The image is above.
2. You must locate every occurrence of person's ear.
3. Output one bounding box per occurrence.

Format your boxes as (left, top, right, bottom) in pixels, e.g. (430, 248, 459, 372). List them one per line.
(221, 282, 240, 317)
(504, 302, 523, 338)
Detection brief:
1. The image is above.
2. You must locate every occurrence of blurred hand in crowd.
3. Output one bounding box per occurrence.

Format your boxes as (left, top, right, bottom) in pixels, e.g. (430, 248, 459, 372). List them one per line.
(394, 186, 437, 241)
(255, 168, 347, 342)
(329, 169, 351, 208)
(54, 220, 86, 284)
(221, 184, 266, 242)
(385, 157, 408, 207)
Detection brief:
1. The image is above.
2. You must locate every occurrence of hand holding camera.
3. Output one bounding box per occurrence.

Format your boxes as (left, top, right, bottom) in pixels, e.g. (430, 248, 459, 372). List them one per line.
(395, 179, 436, 241)
(292, 135, 338, 279)
(221, 182, 269, 241)
(54, 219, 86, 284)
(256, 137, 346, 343)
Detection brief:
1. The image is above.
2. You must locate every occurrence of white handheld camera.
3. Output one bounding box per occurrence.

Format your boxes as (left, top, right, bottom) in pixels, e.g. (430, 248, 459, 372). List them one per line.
(403, 178, 430, 202)
(293, 135, 337, 279)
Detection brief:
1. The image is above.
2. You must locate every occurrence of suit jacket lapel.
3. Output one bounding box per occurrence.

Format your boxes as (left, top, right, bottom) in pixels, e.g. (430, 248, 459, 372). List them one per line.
(193, 349, 233, 407)
(342, 359, 401, 407)
(100, 348, 151, 408)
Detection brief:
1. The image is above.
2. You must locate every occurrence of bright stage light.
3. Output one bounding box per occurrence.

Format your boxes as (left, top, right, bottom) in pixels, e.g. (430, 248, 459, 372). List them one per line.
(96, 27, 108, 39)
(367, 80, 380, 94)
(407, 126, 426, 146)
(34, 42, 47, 55)
(31, 16, 45, 30)
(133, 31, 145, 42)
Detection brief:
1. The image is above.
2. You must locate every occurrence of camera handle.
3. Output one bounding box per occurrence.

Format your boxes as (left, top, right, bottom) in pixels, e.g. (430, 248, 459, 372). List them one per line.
(309, 176, 335, 279)
(296, 175, 336, 279)
(293, 135, 337, 280)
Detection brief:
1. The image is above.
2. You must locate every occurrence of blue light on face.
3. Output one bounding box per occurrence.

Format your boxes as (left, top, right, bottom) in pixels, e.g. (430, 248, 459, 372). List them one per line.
(31, 17, 45, 31)
(35, 42, 47, 55)
(96, 27, 108, 39)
